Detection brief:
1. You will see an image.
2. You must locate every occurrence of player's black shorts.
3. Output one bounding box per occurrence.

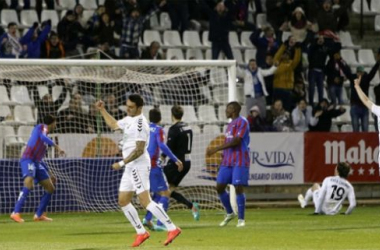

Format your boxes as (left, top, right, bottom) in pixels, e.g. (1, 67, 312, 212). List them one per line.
(164, 160, 191, 187)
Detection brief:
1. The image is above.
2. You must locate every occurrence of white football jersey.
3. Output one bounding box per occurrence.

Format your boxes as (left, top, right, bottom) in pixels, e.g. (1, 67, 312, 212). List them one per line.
(315, 176, 356, 215)
(117, 114, 150, 168)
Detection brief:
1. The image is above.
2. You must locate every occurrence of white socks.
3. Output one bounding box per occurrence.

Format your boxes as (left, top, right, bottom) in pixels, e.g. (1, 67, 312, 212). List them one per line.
(304, 188, 313, 205)
(121, 204, 146, 234)
(147, 201, 176, 231)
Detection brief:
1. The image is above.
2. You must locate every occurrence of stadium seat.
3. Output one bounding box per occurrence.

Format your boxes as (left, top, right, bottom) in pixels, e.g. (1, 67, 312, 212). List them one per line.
(369, 124, 376, 132)
(205, 49, 223, 60)
(256, 13, 267, 28)
(98, 0, 105, 4)
(340, 124, 353, 132)
(82, 10, 95, 23)
(17, 125, 34, 144)
(210, 68, 228, 86)
(160, 12, 172, 30)
(203, 124, 221, 134)
(339, 31, 361, 49)
(191, 125, 201, 134)
(240, 105, 247, 118)
(186, 48, 204, 60)
(183, 31, 203, 48)
(150, 14, 163, 31)
(158, 105, 172, 124)
(218, 105, 227, 122)
(1, 9, 20, 26)
(143, 30, 162, 46)
(369, 86, 376, 102)
(375, 15, 380, 31)
(244, 49, 257, 64)
(0, 104, 12, 118)
(340, 49, 359, 67)
(240, 31, 254, 48)
(11, 86, 34, 106)
(41, 10, 59, 27)
(229, 31, 243, 48)
(182, 105, 198, 124)
(166, 48, 184, 60)
(341, 87, 350, 104)
(14, 105, 36, 125)
(198, 105, 219, 123)
(232, 49, 244, 65)
(222, 124, 228, 132)
(79, 0, 98, 9)
(163, 30, 183, 47)
(330, 124, 339, 132)
(2, 126, 20, 146)
(373, 0, 380, 13)
(358, 49, 376, 66)
(56, 0, 76, 10)
(0, 86, 14, 105)
(213, 86, 229, 105)
(20, 10, 39, 28)
(202, 31, 211, 48)
(37, 85, 49, 99)
(352, 0, 376, 15)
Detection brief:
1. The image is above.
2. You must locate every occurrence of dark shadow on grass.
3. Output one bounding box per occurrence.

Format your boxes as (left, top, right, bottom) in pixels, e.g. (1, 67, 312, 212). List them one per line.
(307, 226, 380, 231)
(66, 232, 125, 236)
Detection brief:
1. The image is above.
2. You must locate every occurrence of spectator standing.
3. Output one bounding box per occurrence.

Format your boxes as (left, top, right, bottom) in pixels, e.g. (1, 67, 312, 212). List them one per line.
(291, 99, 318, 132)
(0, 22, 23, 58)
(340, 61, 380, 132)
(20, 21, 51, 58)
(244, 58, 277, 118)
(272, 41, 301, 112)
(325, 51, 346, 105)
(309, 98, 346, 131)
(266, 99, 293, 131)
(250, 26, 279, 68)
(167, 0, 189, 33)
(201, 0, 236, 60)
(118, 0, 166, 59)
(41, 32, 65, 59)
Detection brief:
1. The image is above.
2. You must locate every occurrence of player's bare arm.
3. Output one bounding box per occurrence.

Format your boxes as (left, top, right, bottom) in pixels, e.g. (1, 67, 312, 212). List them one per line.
(95, 100, 119, 130)
(175, 160, 183, 172)
(112, 141, 146, 170)
(206, 137, 242, 156)
(54, 144, 65, 157)
(354, 76, 373, 110)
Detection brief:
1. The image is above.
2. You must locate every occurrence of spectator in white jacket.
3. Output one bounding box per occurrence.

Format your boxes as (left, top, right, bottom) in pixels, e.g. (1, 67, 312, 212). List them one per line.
(291, 99, 319, 132)
(244, 59, 277, 118)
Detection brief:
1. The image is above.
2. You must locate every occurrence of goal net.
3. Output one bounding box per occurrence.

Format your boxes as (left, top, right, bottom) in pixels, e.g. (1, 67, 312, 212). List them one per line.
(0, 59, 240, 213)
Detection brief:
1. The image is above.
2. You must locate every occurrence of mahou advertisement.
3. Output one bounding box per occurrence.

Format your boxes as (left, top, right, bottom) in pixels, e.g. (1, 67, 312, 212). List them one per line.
(304, 133, 380, 182)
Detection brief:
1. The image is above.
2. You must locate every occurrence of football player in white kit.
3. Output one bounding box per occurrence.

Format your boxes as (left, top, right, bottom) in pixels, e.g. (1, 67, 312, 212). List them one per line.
(298, 162, 356, 215)
(353, 75, 380, 171)
(95, 94, 181, 247)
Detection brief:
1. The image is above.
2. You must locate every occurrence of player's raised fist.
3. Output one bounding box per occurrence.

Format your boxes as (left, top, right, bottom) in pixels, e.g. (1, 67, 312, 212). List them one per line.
(354, 75, 362, 87)
(95, 100, 105, 110)
(112, 162, 122, 170)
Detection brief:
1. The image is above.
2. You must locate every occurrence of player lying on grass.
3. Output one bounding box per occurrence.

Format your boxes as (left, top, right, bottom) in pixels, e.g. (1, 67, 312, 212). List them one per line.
(95, 94, 181, 247)
(298, 162, 356, 215)
(143, 108, 183, 231)
(10, 114, 65, 223)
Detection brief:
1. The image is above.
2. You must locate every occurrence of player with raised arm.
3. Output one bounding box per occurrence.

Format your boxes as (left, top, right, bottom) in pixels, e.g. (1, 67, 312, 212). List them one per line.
(163, 105, 200, 221)
(143, 108, 183, 231)
(298, 162, 356, 215)
(207, 101, 250, 227)
(95, 94, 181, 247)
(354, 75, 380, 169)
(10, 114, 65, 223)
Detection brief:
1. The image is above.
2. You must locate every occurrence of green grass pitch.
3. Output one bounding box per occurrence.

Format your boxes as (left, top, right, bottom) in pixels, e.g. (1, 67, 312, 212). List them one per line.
(1, 207, 379, 250)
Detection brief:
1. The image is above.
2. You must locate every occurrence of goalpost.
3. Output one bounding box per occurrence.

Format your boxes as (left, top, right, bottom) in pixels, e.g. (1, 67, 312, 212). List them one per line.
(0, 59, 240, 214)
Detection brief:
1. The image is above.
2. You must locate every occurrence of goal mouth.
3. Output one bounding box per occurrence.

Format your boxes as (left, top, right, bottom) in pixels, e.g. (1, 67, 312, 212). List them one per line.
(0, 59, 239, 213)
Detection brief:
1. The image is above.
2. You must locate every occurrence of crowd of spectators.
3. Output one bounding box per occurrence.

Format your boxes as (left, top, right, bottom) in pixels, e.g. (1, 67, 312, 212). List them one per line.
(1, 0, 380, 133)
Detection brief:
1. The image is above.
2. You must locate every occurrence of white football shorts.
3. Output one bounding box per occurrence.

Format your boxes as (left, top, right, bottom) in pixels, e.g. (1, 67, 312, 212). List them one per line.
(119, 164, 151, 194)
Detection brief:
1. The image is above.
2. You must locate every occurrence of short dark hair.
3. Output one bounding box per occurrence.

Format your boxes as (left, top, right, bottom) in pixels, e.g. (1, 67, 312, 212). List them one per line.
(171, 105, 184, 119)
(227, 101, 241, 114)
(8, 22, 17, 28)
(149, 108, 161, 123)
(128, 94, 144, 108)
(248, 59, 256, 64)
(43, 114, 56, 125)
(337, 162, 351, 178)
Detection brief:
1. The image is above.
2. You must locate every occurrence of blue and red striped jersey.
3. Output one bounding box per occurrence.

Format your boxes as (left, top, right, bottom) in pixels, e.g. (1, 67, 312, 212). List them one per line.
(148, 123, 178, 168)
(21, 124, 55, 162)
(221, 116, 250, 167)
